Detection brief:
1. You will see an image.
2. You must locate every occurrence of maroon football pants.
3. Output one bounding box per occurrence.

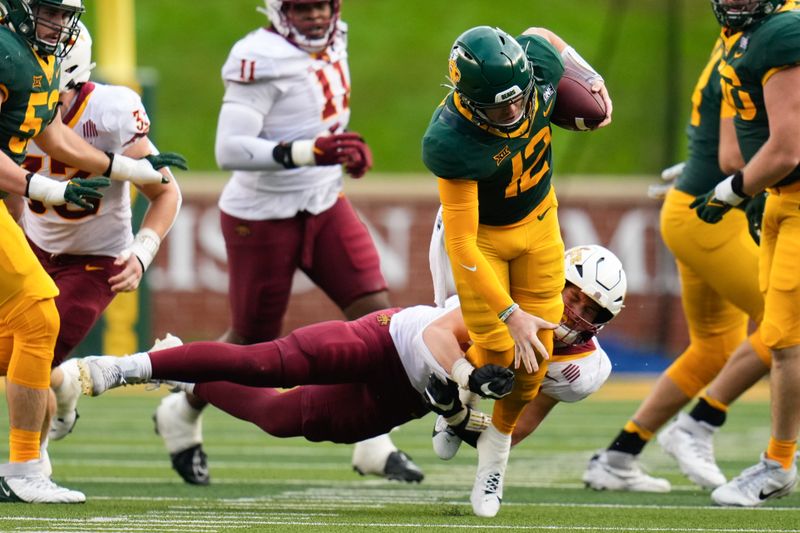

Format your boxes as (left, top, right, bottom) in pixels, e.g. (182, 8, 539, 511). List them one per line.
(149, 310, 429, 443)
(221, 196, 387, 343)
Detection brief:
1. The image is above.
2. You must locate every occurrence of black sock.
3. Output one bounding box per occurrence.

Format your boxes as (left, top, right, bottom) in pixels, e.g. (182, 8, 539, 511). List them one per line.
(608, 429, 647, 456)
(689, 397, 726, 428)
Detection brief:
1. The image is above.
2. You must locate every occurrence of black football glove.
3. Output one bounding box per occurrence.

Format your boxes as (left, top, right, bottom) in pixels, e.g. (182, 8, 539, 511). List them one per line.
(690, 171, 748, 224)
(423, 374, 462, 417)
(468, 364, 514, 400)
(743, 192, 767, 245)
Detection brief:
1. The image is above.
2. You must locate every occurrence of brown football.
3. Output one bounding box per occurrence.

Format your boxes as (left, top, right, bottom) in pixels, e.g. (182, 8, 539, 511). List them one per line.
(550, 68, 607, 131)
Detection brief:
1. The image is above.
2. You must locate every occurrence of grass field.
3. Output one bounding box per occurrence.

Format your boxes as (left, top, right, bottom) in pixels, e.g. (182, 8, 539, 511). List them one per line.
(1, 380, 798, 532)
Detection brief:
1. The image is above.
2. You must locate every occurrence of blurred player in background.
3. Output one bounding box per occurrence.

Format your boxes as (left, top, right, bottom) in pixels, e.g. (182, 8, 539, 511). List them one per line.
(10, 21, 181, 470)
(583, 33, 771, 494)
(0, 0, 185, 503)
(692, 0, 800, 506)
(152, 0, 421, 486)
(421, 24, 611, 517)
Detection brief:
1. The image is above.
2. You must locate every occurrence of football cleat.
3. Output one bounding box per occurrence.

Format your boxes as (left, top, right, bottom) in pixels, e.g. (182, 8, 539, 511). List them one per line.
(658, 412, 726, 489)
(168, 445, 209, 486)
(0, 460, 85, 503)
(154, 391, 208, 485)
(77, 355, 146, 396)
(353, 437, 425, 483)
(711, 454, 797, 507)
(583, 450, 671, 492)
(49, 359, 82, 440)
(471, 470, 503, 517)
(149, 333, 183, 352)
(432, 415, 462, 460)
(382, 451, 424, 483)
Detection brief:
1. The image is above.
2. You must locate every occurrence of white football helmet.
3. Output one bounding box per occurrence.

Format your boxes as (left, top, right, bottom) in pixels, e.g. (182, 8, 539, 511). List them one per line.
(59, 20, 94, 91)
(259, 0, 340, 53)
(554, 245, 627, 346)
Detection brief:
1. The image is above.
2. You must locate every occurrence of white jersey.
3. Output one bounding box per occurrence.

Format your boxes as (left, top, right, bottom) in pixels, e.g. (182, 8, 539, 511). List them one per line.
(23, 82, 148, 256)
(390, 296, 461, 394)
(541, 339, 612, 403)
(218, 25, 351, 220)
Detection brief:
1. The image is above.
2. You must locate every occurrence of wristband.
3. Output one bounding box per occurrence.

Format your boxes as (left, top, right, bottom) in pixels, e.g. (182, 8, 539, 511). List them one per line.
(714, 171, 748, 206)
(272, 142, 295, 169)
(127, 228, 161, 272)
(103, 152, 114, 177)
(450, 358, 475, 390)
(498, 302, 519, 323)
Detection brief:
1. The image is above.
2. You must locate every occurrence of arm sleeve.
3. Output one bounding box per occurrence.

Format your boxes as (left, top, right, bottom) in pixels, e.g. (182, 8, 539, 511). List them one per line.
(438, 178, 515, 315)
(214, 82, 286, 171)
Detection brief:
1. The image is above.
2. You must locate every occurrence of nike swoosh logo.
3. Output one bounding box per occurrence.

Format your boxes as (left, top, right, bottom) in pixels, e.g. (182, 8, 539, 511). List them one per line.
(0, 480, 12, 498)
(734, 52, 744, 58)
(84, 265, 104, 271)
(542, 98, 555, 117)
(759, 483, 793, 500)
(537, 206, 552, 221)
(460, 263, 477, 272)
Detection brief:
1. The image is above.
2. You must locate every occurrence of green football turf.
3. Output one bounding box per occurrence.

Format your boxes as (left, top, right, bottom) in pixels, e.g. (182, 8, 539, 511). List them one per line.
(1, 385, 798, 532)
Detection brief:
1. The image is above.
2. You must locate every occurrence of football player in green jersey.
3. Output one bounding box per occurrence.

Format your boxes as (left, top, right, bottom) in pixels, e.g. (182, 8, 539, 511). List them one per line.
(692, 0, 800, 506)
(422, 25, 611, 517)
(0, 0, 186, 503)
(584, 35, 774, 494)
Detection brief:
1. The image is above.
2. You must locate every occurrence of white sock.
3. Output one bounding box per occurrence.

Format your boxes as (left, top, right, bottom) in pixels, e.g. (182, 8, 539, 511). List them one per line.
(117, 352, 153, 381)
(175, 392, 201, 422)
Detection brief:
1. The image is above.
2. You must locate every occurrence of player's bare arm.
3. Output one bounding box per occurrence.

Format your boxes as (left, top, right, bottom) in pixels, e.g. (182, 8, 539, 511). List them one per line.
(108, 137, 182, 293)
(34, 110, 185, 185)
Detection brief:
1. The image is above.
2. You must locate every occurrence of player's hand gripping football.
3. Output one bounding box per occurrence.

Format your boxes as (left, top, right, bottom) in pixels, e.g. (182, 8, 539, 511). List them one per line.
(104, 152, 188, 185)
(25, 173, 110, 209)
(505, 308, 558, 373)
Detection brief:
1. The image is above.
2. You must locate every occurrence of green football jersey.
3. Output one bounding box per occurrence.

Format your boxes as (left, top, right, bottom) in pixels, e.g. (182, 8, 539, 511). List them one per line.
(0, 27, 60, 166)
(422, 34, 564, 226)
(675, 37, 728, 196)
(719, 7, 800, 187)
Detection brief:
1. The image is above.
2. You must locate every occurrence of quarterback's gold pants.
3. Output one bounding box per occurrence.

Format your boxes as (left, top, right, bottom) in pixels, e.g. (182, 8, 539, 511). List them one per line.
(660, 189, 766, 397)
(760, 186, 800, 349)
(0, 202, 59, 388)
(455, 188, 564, 433)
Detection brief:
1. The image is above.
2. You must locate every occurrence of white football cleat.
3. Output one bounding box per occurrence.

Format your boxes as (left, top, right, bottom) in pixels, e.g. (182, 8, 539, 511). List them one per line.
(149, 333, 183, 352)
(583, 450, 671, 492)
(432, 415, 462, 460)
(0, 460, 85, 503)
(49, 359, 82, 440)
(77, 355, 147, 396)
(154, 391, 209, 485)
(658, 412, 726, 489)
(471, 425, 511, 518)
(711, 454, 797, 507)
